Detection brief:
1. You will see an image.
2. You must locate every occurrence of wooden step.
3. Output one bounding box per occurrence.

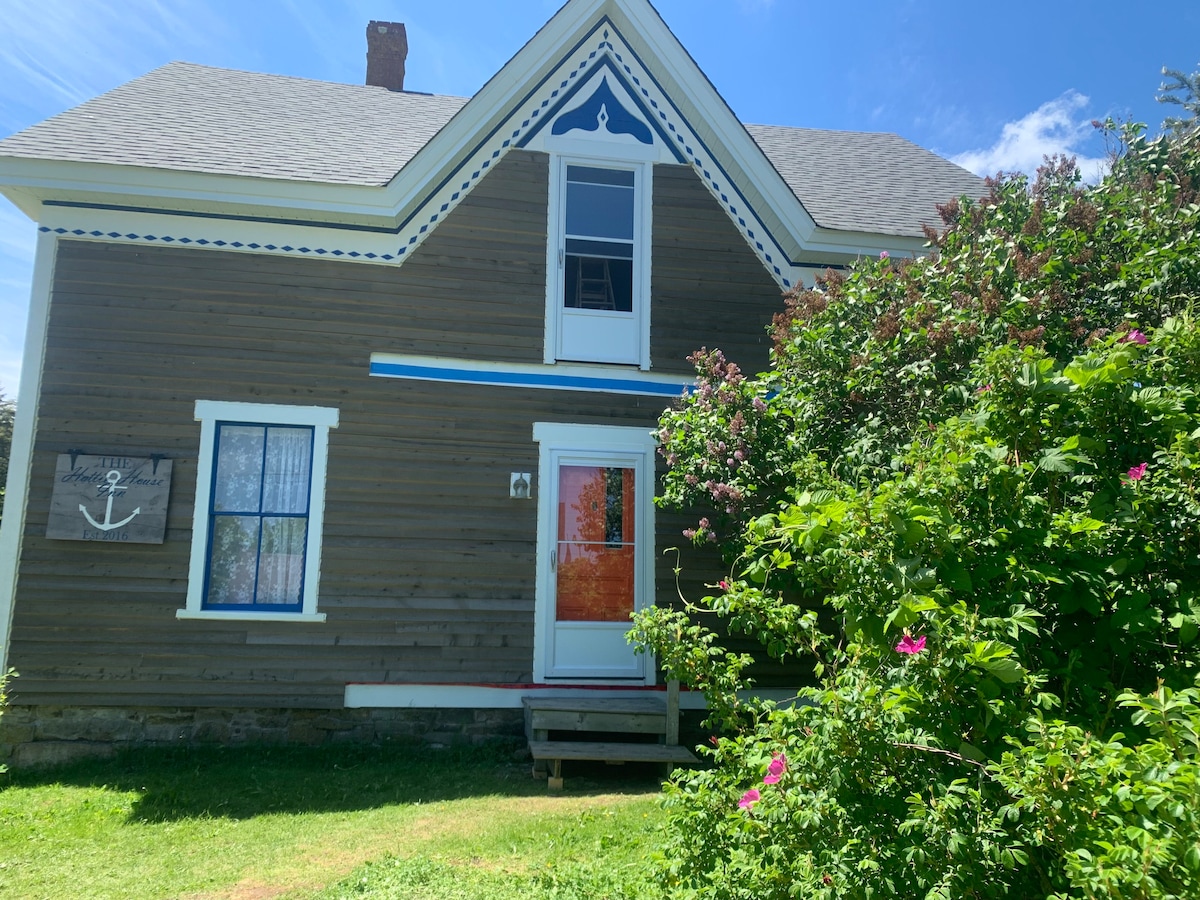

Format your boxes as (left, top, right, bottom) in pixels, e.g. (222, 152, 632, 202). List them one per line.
(529, 740, 699, 791)
(529, 740, 698, 764)
(523, 696, 668, 737)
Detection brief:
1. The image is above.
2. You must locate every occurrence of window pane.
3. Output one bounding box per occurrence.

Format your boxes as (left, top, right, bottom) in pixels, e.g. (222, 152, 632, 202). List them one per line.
(566, 165, 634, 187)
(256, 517, 307, 605)
(565, 181, 634, 240)
(213, 425, 264, 512)
(207, 515, 260, 604)
(262, 427, 312, 514)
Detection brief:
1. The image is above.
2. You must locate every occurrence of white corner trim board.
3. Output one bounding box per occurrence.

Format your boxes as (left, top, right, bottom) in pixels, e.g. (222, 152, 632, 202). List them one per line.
(0, 232, 58, 671)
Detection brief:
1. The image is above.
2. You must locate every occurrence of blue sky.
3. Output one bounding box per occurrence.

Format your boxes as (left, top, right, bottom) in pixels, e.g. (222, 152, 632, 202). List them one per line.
(0, 0, 1196, 395)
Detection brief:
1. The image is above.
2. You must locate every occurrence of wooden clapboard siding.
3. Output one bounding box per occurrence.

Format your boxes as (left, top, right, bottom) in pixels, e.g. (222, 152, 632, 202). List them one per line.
(9, 150, 789, 709)
(651, 164, 786, 375)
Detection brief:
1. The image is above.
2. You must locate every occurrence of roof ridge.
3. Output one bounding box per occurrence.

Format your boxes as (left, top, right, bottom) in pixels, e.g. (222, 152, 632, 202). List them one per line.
(146, 59, 472, 102)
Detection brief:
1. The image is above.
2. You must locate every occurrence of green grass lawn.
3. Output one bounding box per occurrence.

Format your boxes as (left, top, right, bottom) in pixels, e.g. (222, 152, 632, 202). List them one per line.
(0, 742, 667, 899)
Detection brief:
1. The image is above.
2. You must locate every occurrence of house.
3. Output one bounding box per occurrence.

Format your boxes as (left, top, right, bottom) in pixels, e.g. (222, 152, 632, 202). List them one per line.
(0, 0, 983, 764)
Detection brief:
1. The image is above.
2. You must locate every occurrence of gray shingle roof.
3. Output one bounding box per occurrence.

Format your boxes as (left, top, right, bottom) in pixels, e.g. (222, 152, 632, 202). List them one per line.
(0, 62, 983, 237)
(745, 124, 985, 238)
(0, 61, 468, 186)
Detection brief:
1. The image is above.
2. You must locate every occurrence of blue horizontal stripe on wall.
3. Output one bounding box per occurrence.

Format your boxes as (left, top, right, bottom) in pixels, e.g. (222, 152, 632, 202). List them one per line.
(369, 361, 691, 397)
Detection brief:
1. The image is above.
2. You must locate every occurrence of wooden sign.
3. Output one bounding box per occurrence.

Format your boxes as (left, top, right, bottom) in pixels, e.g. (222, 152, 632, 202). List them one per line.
(46, 455, 173, 544)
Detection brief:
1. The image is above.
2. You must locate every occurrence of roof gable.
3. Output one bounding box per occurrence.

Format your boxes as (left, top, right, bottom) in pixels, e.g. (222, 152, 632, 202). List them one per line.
(0, 0, 984, 283)
(379, 0, 830, 286)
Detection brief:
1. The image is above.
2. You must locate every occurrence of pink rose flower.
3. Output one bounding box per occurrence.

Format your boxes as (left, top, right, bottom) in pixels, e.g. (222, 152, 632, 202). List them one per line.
(763, 752, 787, 785)
(738, 788, 761, 810)
(1127, 462, 1148, 481)
(1120, 329, 1149, 345)
(895, 635, 927, 655)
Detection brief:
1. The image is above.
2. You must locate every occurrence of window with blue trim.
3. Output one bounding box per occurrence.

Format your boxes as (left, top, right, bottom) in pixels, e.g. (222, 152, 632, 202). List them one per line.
(204, 423, 314, 610)
(180, 400, 338, 622)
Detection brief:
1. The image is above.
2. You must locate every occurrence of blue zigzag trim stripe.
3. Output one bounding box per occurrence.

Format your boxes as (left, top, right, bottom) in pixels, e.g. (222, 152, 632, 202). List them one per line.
(38, 226, 395, 261)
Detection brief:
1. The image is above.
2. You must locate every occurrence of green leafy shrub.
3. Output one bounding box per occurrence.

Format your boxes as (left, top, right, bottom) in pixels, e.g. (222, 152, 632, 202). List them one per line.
(634, 126, 1200, 899)
(0, 668, 14, 775)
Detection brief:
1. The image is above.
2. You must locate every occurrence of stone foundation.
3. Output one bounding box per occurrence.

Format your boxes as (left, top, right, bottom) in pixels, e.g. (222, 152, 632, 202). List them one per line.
(0, 704, 525, 769)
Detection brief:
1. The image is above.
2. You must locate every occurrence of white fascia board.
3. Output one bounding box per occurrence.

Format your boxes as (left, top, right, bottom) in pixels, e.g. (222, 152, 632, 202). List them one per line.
(0, 157, 401, 224)
(802, 228, 931, 259)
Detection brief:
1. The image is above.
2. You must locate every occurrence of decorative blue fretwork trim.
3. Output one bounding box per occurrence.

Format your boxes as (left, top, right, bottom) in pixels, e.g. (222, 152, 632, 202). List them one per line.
(551, 75, 653, 144)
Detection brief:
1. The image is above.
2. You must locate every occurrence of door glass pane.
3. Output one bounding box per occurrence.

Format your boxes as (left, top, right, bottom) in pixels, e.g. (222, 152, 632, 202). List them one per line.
(566, 165, 635, 187)
(556, 465, 636, 622)
(213, 425, 264, 512)
(565, 181, 635, 240)
(563, 256, 634, 312)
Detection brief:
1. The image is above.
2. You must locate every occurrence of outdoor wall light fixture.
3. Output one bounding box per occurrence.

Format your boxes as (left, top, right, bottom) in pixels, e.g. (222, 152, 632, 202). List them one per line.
(510, 472, 531, 499)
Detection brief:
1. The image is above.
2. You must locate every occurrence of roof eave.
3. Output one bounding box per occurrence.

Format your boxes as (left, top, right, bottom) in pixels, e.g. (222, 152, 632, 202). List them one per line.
(0, 156, 409, 227)
(801, 226, 930, 259)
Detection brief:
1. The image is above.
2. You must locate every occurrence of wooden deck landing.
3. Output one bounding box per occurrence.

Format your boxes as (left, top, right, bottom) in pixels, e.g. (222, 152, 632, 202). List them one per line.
(523, 685, 697, 790)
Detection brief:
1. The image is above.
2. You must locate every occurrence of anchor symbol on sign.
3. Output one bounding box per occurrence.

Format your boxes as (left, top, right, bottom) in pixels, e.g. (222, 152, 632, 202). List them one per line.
(79, 470, 141, 531)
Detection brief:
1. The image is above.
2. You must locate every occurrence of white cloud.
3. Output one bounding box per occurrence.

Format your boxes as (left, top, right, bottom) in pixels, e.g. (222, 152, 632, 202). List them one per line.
(951, 91, 1108, 182)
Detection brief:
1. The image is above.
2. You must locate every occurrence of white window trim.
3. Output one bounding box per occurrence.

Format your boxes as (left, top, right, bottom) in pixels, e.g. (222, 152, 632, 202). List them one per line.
(531, 422, 657, 684)
(544, 152, 653, 371)
(178, 400, 339, 623)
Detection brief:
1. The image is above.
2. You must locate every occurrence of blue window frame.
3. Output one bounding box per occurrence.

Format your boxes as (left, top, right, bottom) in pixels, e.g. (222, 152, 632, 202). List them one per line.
(202, 422, 315, 611)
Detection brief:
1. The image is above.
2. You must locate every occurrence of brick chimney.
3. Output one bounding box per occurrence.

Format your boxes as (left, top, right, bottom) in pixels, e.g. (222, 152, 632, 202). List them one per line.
(366, 21, 407, 92)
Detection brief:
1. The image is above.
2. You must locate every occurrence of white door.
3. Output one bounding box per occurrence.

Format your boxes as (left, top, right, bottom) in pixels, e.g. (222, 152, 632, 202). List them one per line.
(533, 424, 656, 683)
(553, 162, 647, 367)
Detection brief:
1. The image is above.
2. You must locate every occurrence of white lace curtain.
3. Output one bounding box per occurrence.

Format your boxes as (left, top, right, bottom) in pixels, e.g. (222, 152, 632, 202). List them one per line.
(208, 425, 312, 606)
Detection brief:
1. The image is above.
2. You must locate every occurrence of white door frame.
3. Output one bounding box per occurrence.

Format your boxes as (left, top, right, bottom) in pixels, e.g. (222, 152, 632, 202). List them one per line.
(532, 422, 657, 684)
(543, 152, 654, 371)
